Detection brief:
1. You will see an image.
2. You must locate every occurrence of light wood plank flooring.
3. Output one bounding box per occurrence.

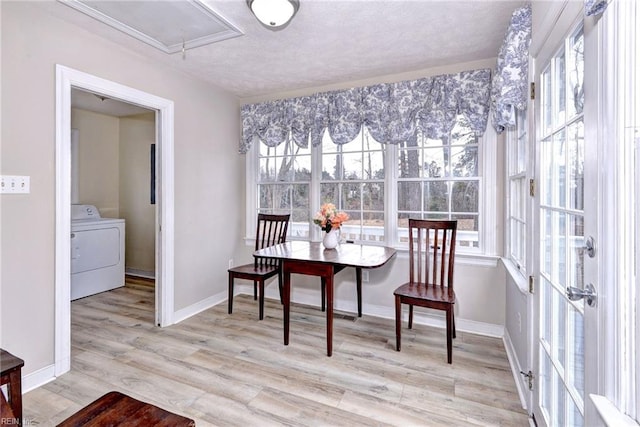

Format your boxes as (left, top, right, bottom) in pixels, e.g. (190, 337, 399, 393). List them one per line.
(23, 278, 529, 426)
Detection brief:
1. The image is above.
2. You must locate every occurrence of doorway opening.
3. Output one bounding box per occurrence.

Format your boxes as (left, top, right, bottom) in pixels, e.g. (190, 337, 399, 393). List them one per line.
(54, 65, 175, 376)
(70, 88, 156, 285)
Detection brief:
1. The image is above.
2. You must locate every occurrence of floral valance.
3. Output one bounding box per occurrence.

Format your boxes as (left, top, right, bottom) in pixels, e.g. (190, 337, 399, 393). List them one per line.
(491, 4, 532, 133)
(585, 0, 608, 16)
(240, 69, 492, 153)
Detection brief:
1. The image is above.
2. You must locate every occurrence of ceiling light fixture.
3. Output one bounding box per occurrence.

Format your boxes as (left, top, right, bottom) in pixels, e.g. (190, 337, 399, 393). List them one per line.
(246, 0, 299, 31)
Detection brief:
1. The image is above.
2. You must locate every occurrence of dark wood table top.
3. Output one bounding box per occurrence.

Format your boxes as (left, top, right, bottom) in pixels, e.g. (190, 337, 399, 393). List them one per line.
(0, 349, 24, 375)
(254, 241, 396, 268)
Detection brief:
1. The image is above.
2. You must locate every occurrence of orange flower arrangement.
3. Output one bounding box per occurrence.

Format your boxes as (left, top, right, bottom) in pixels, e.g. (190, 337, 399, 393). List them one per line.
(313, 203, 349, 233)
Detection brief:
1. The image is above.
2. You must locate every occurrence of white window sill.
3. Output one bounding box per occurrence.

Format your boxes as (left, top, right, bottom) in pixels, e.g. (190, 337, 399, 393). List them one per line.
(501, 257, 529, 295)
(591, 395, 638, 427)
(370, 246, 499, 267)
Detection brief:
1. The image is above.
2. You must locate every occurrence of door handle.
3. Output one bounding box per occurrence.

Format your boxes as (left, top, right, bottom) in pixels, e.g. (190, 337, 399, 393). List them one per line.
(566, 283, 597, 307)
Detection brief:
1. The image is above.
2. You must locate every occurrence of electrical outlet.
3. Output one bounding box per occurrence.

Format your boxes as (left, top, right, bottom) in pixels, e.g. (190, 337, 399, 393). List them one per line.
(1, 175, 30, 194)
(361, 270, 369, 282)
(228, 259, 234, 269)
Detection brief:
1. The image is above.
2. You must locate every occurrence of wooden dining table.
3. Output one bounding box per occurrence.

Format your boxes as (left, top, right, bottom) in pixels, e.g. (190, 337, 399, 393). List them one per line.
(254, 241, 396, 356)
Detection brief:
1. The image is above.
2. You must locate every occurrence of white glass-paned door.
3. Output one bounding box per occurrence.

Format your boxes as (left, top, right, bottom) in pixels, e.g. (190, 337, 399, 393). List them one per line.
(535, 20, 589, 427)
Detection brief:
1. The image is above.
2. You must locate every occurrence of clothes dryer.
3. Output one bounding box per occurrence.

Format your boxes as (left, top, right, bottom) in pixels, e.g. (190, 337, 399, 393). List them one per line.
(71, 204, 125, 300)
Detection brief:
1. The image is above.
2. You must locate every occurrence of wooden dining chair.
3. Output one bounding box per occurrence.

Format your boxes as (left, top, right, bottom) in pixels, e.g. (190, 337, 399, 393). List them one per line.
(228, 213, 290, 320)
(394, 219, 458, 363)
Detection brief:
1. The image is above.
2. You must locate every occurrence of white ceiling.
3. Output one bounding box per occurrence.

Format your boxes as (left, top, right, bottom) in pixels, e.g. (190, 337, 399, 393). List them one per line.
(46, 0, 526, 101)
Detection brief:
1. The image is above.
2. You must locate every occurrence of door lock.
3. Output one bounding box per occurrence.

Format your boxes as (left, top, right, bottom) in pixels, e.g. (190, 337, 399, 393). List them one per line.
(584, 236, 596, 258)
(566, 283, 597, 307)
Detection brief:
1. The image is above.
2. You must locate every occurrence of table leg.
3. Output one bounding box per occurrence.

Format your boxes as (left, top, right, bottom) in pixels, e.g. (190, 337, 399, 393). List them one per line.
(326, 271, 333, 357)
(9, 369, 22, 426)
(356, 267, 362, 317)
(320, 277, 326, 312)
(283, 268, 291, 346)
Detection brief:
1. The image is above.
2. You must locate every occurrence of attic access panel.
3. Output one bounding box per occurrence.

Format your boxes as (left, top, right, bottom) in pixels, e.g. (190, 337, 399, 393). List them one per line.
(60, 0, 243, 54)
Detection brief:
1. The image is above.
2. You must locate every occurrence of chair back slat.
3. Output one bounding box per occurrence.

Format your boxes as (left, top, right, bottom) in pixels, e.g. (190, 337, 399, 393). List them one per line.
(408, 219, 457, 289)
(254, 213, 290, 269)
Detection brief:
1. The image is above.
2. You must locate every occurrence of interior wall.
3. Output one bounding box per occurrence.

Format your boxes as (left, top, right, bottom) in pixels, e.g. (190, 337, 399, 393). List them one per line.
(504, 268, 530, 393)
(1, 1, 242, 377)
(70, 109, 156, 275)
(71, 108, 120, 217)
(119, 113, 156, 275)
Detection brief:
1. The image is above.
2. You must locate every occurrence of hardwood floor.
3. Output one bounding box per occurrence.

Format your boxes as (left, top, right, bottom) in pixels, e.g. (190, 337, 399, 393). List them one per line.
(23, 278, 529, 426)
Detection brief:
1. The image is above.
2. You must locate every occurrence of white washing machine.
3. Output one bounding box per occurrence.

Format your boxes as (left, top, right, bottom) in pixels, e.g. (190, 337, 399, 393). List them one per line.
(71, 204, 125, 300)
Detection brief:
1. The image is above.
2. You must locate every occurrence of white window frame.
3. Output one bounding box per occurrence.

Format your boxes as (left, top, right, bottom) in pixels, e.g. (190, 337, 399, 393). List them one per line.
(590, 0, 639, 424)
(505, 109, 529, 279)
(245, 117, 498, 263)
(605, 0, 638, 421)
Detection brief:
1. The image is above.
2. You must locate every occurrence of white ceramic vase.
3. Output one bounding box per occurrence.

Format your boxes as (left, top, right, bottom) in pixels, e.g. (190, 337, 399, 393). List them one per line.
(322, 228, 340, 249)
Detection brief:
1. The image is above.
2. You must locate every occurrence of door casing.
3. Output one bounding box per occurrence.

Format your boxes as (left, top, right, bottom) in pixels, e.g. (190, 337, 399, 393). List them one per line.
(54, 65, 175, 376)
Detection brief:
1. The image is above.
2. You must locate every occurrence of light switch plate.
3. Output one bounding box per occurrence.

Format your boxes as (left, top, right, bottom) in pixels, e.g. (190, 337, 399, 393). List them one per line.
(1, 175, 30, 194)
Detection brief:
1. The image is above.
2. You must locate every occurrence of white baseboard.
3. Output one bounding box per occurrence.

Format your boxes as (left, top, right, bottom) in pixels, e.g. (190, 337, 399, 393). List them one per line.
(365, 301, 504, 338)
(503, 330, 530, 411)
(125, 268, 155, 279)
(172, 289, 228, 324)
(22, 364, 56, 393)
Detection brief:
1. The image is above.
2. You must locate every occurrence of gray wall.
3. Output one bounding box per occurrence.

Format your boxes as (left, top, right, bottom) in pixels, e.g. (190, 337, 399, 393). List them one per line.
(72, 109, 121, 217)
(71, 109, 157, 275)
(119, 113, 156, 275)
(504, 266, 530, 402)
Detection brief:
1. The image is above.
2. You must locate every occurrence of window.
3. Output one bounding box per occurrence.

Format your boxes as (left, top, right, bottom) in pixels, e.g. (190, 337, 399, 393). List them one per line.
(257, 139, 311, 238)
(396, 115, 481, 249)
(248, 115, 495, 256)
(506, 109, 528, 275)
(320, 129, 385, 243)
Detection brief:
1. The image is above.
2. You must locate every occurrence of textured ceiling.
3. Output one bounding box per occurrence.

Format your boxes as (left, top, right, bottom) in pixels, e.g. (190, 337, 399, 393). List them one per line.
(44, 0, 526, 100)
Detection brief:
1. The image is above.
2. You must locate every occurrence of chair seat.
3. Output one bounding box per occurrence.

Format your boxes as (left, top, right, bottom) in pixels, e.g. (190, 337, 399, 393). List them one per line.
(394, 282, 456, 304)
(57, 391, 195, 426)
(228, 263, 279, 279)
